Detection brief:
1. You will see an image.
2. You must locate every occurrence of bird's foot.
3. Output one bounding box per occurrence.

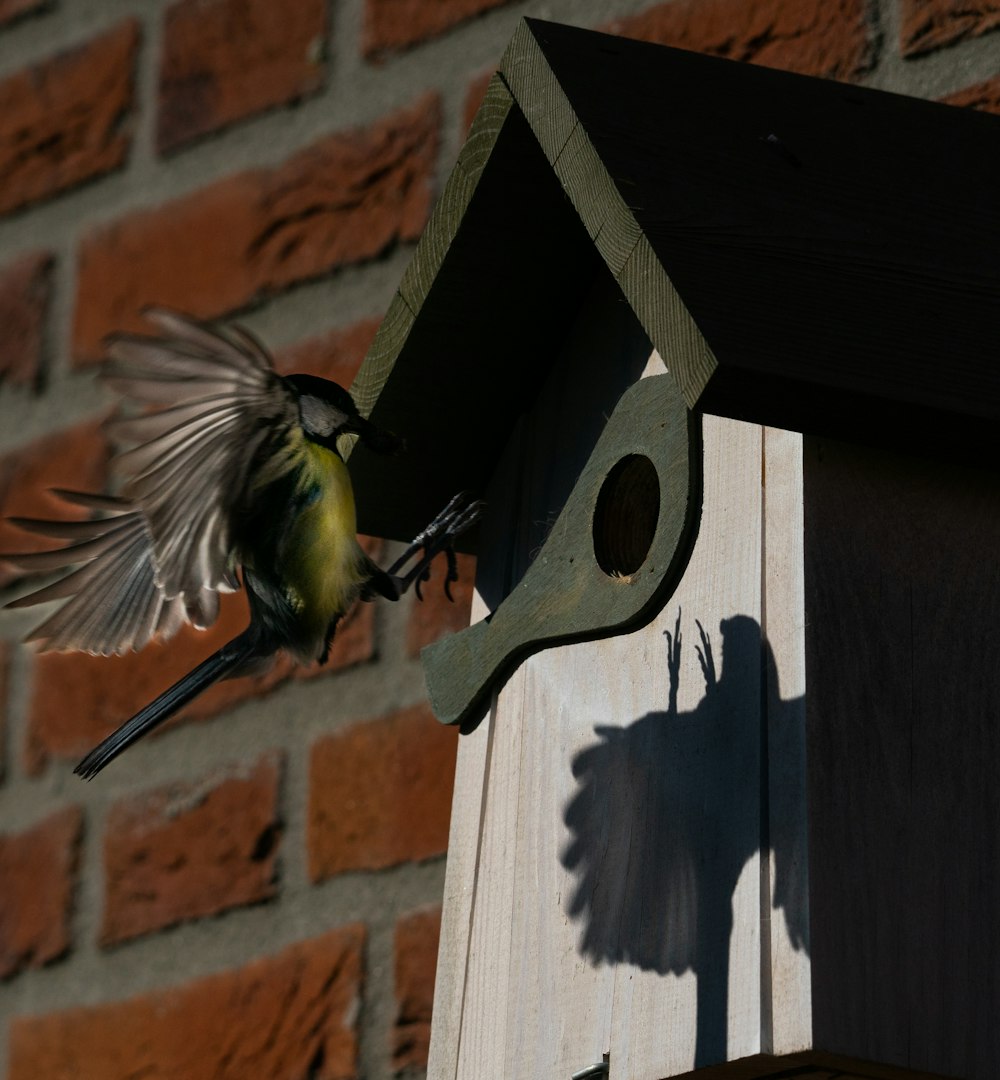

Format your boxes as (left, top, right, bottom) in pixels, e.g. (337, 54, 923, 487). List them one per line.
(387, 493, 483, 600)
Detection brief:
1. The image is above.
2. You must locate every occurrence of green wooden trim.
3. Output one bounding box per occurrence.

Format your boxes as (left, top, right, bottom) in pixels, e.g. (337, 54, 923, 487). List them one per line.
(348, 73, 515, 424)
(422, 374, 702, 730)
(500, 21, 718, 408)
(345, 72, 604, 546)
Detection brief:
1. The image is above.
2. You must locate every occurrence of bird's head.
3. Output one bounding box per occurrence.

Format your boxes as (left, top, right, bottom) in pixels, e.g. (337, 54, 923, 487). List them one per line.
(285, 374, 403, 455)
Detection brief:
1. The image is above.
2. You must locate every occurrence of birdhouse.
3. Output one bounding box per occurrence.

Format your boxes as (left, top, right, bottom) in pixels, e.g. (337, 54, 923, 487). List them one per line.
(346, 19, 1000, 1080)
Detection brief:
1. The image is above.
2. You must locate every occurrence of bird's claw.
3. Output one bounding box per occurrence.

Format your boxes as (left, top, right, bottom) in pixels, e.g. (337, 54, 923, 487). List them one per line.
(414, 564, 432, 602)
(386, 493, 484, 600)
(444, 546, 459, 602)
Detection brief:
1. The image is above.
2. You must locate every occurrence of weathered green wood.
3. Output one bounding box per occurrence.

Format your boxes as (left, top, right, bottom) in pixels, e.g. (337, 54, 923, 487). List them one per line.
(345, 74, 602, 545)
(500, 21, 718, 404)
(618, 236, 717, 405)
(500, 20, 577, 163)
(348, 74, 514, 424)
(422, 373, 701, 730)
(398, 77, 516, 317)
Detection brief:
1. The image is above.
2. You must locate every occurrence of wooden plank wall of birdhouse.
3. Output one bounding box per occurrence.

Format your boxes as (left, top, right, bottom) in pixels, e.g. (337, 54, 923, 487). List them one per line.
(429, 278, 810, 1079)
(803, 438, 1000, 1080)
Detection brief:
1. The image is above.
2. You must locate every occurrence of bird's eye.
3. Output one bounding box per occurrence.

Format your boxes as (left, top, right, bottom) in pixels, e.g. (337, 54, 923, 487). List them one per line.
(299, 395, 346, 437)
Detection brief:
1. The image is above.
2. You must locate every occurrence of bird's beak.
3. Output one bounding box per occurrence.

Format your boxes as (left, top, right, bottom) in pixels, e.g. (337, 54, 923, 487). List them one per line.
(346, 414, 405, 455)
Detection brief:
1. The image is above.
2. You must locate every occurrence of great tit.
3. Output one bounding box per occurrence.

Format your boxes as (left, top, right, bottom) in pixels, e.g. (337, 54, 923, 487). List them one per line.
(3, 309, 478, 779)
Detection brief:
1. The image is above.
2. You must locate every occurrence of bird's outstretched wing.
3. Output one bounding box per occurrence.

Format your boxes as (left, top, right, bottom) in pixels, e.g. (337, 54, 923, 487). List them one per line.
(102, 309, 299, 628)
(4, 310, 300, 654)
(4, 491, 186, 655)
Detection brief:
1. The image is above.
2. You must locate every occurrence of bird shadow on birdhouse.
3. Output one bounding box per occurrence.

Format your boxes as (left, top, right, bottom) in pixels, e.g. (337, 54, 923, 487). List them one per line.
(561, 609, 808, 1068)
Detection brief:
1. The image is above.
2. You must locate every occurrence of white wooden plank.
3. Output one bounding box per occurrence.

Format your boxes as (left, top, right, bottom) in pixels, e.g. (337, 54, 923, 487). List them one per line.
(427, 588, 496, 1080)
(608, 414, 764, 1078)
(450, 295, 651, 1076)
(496, 350, 667, 1078)
(498, 509, 680, 1080)
(452, 658, 527, 1076)
(446, 432, 531, 1079)
(499, 642, 622, 1077)
(760, 427, 811, 1055)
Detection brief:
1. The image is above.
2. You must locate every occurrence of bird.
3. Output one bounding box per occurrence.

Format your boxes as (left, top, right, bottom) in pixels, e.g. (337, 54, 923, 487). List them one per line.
(2, 308, 479, 780)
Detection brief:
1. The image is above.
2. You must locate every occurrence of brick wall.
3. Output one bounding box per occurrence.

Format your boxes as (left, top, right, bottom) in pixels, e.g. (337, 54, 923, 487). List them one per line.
(0, 0, 996, 1077)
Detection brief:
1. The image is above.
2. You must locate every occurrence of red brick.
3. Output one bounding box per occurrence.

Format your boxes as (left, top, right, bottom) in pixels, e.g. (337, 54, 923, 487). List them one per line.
(406, 552, 475, 656)
(0, 251, 53, 390)
(159, 0, 327, 154)
(276, 317, 381, 386)
(26, 574, 375, 773)
(0, 21, 138, 217)
(463, 69, 493, 133)
(901, 0, 1000, 57)
(101, 753, 282, 946)
(364, 0, 511, 58)
(73, 95, 440, 363)
(392, 905, 442, 1071)
(9, 924, 365, 1079)
(607, 0, 872, 80)
(0, 419, 110, 589)
(0, 806, 82, 980)
(0, 0, 47, 26)
(308, 703, 457, 881)
(944, 76, 1000, 113)
(0, 642, 7, 781)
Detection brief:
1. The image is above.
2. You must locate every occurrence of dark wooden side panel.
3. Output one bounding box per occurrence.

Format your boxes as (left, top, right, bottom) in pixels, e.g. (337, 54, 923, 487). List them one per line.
(804, 437, 1000, 1079)
(667, 1048, 956, 1079)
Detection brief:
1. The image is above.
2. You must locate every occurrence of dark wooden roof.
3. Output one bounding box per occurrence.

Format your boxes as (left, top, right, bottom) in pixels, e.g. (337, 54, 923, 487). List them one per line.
(347, 18, 1000, 543)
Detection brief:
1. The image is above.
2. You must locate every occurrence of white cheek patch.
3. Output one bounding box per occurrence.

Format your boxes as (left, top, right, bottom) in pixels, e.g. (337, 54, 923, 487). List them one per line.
(299, 394, 346, 437)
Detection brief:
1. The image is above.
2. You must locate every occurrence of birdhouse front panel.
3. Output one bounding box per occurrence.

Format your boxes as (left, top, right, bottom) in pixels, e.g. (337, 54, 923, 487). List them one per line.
(428, 339, 809, 1079)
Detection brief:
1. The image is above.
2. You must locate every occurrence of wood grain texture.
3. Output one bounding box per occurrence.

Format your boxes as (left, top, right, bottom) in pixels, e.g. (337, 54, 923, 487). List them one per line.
(761, 428, 811, 1056)
(397, 74, 515, 317)
(431, 390, 553, 1080)
(606, 414, 763, 1079)
(346, 76, 601, 544)
(804, 437, 1000, 1079)
(349, 74, 513, 421)
(441, 304, 656, 1078)
(500, 21, 718, 405)
(426, 588, 493, 1080)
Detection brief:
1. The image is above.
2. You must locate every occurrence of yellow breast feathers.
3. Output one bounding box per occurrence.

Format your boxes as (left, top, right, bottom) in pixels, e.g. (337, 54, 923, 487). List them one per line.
(282, 441, 368, 626)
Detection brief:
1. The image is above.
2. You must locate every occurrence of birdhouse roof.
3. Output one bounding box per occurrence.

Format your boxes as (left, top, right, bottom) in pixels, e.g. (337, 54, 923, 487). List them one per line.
(347, 18, 1000, 543)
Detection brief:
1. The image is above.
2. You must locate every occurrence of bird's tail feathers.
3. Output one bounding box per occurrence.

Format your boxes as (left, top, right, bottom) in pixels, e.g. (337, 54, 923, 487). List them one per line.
(75, 629, 267, 780)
